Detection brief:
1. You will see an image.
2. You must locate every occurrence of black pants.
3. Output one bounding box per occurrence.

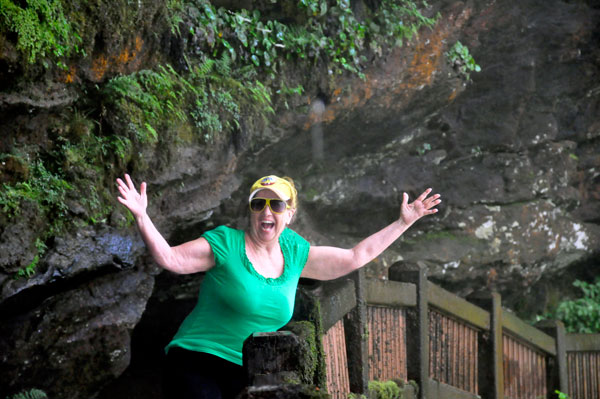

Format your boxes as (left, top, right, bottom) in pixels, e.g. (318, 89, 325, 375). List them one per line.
(163, 348, 247, 399)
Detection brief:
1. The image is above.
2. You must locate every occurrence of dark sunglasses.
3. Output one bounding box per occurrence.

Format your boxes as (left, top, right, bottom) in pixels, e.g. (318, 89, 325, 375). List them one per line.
(249, 198, 290, 214)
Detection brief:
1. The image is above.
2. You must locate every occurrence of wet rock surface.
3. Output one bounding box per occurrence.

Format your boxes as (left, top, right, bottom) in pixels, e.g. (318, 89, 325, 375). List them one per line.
(242, 0, 600, 314)
(0, 0, 599, 397)
(0, 270, 154, 398)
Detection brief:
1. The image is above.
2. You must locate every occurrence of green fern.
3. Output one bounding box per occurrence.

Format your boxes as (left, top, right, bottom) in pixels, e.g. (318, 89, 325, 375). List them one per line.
(0, 0, 82, 66)
(194, 57, 216, 77)
(0, 160, 71, 218)
(6, 388, 48, 399)
(103, 54, 273, 145)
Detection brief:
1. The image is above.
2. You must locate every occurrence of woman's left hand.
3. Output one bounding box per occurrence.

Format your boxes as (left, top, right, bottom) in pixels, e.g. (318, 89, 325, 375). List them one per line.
(400, 188, 441, 226)
(303, 187, 442, 281)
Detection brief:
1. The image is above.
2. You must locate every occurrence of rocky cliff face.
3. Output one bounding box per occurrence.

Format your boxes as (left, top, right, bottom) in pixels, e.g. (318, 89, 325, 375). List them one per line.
(268, 0, 600, 311)
(1, 0, 599, 398)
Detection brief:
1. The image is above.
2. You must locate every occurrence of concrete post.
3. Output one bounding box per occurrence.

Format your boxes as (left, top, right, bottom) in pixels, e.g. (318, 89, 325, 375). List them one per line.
(468, 291, 504, 399)
(389, 262, 430, 399)
(243, 330, 308, 386)
(343, 268, 369, 394)
(535, 319, 568, 398)
(241, 325, 329, 398)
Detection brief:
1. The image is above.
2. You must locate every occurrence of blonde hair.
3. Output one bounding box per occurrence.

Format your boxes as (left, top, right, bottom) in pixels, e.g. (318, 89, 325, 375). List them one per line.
(281, 176, 298, 209)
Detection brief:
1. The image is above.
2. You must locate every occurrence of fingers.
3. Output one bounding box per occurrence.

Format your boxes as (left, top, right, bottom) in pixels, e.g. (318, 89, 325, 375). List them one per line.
(416, 188, 440, 205)
(116, 176, 133, 192)
(405, 190, 441, 205)
(416, 188, 433, 202)
(424, 194, 442, 209)
(125, 173, 135, 190)
(116, 174, 147, 195)
(117, 184, 129, 198)
(410, 189, 442, 215)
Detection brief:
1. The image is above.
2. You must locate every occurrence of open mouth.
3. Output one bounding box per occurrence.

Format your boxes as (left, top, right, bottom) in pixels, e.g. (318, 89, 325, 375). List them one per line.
(260, 221, 275, 231)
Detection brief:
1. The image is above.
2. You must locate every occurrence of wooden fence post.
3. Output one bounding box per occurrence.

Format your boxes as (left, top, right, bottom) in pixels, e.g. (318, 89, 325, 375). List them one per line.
(343, 268, 369, 395)
(468, 291, 504, 399)
(535, 319, 568, 398)
(390, 263, 429, 399)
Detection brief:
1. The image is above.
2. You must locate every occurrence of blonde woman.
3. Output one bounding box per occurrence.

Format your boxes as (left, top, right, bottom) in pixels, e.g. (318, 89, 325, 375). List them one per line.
(117, 174, 440, 399)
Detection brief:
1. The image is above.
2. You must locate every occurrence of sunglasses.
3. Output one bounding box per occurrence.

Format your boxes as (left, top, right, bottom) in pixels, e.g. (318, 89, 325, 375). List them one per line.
(249, 198, 290, 214)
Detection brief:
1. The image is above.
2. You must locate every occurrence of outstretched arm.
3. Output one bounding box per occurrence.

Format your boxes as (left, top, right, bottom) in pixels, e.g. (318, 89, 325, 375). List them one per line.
(116, 174, 215, 274)
(301, 189, 440, 280)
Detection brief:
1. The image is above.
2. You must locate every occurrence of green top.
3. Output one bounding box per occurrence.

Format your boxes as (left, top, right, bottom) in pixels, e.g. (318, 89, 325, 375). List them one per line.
(165, 225, 311, 365)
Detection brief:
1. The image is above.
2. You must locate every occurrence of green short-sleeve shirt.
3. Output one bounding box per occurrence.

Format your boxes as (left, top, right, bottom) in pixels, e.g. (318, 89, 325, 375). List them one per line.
(165, 225, 310, 365)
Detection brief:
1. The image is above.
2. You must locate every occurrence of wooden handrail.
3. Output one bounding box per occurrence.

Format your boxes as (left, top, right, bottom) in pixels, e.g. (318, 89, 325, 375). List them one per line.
(502, 310, 556, 355)
(427, 282, 490, 331)
(316, 274, 600, 399)
(365, 279, 416, 307)
(565, 333, 600, 351)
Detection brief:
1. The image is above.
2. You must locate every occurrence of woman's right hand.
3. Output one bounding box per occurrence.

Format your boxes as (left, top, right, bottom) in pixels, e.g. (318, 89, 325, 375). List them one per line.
(116, 173, 215, 274)
(116, 174, 147, 219)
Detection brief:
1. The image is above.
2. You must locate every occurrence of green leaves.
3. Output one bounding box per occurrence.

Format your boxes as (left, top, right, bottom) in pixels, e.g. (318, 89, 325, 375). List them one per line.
(446, 40, 481, 81)
(298, 0, 328, 17)
(5, 388, 48, 399)
(539, 278, 600, 333)
(555, 279, 600, 333)
(0, 160, 71, 218)
(0, 159, 69, 279)
(188, 55, 274, 141)
(0, 0, 82, 66)
(103, 65, 193, 144)
(417, 143, 432, 156)
(175, 0, 437, 79)
(103, 54, 274, 145)
(367, 380, 402, 399)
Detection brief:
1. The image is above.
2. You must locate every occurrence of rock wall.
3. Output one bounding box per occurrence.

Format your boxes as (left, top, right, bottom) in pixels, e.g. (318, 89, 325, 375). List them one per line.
(242, 0, 600, 316)
(0, 0, 599, 398)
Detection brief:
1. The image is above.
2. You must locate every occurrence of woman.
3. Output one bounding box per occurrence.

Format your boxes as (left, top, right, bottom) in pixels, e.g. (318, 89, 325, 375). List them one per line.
(116, 173, 441, 399)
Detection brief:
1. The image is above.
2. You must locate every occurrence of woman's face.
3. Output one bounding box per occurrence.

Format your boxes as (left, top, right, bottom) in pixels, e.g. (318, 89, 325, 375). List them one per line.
(248, 189, 295, 245)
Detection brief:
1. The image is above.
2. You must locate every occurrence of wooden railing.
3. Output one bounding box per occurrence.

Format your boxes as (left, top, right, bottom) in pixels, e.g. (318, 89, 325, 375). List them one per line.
(501, 311, 555, 399)
(302, 263, 600, 399)
(428, 308, 479, 395)
(566, 334, 600, 399)
(368, 305, 408, 382)
(322, 319, 350, 398)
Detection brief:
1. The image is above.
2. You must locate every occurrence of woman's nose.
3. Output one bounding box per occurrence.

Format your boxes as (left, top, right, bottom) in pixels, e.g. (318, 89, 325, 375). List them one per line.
(262, 203, 273, 215)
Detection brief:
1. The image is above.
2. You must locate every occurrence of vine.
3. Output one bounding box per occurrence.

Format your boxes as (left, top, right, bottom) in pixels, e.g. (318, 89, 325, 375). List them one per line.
(174, 0, 437, 79)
